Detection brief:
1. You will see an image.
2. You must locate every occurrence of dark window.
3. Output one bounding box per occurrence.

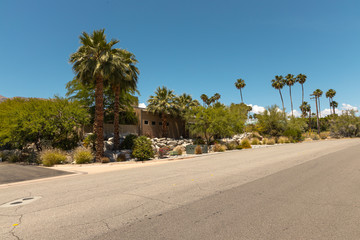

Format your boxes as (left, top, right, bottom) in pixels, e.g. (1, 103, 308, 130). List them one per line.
(152, 121, 156, 125)
(144, 120, 149, 125)
(167, 122, 169, 126)
(159, 122, 162, 125)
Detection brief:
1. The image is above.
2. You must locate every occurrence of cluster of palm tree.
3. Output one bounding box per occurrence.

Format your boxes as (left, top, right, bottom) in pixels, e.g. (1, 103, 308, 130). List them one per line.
(147, 86, 199, 137)
(69, 29, 139, 161)
(200, 93, 221, 107)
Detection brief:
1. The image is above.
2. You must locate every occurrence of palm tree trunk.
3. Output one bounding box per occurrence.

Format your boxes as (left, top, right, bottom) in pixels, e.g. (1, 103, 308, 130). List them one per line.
(290, 86, 293, 116)
(328, 98, 331, 116)
(332, 99, 336, 115)
(240, 89, 244, 103)
(113, 85, 120, 150)
(308, 109, 311, 132)
(318, 98, 321, 118)
(315, 97, 320, 134)
(161, 113, 168, 138)
(279, 89, 285, 113)
(95, 75, 104, 161)
(301, 84, 304, 105)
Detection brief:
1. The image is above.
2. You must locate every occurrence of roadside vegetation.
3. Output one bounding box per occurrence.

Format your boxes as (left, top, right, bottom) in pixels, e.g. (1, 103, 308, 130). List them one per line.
(0, 29, 359, 166)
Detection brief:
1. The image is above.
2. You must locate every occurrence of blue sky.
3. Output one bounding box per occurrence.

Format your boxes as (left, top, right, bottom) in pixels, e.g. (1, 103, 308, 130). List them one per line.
(1, 0, 359, 115)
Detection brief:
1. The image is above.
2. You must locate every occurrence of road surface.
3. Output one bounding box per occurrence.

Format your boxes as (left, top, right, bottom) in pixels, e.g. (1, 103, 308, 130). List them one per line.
(1, 139, 360, 240)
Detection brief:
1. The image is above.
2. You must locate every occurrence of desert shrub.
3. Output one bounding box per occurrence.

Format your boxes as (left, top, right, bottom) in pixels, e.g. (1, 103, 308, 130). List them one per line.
(7, 151, 22, 163)
(225, 141, 237, 150)
(73, 147, 93, 164)
(267, 138, 276, 145)
(255, 105, 287, 137)
(120, 134, 138, 150)
(158, 147, 170, 158)
(173, 146, 184, 155)
(213, 143, 226, 152)
(116, 153, 127, 162)
(278, 136, 290, 144)
(251, 138, 260, 145)
(40, 149, 67, 167)
(195, 145, 202, 154)
(283, 117, 307, 142)
(330, 111, 360, 138)
(132, 136, 154, 161)
(236, 145, 243, 150)
(83, 134, 96, 150)
(101, 157, 110, 163)
(241, 138, 252, 149)
(311, 134, 320, 140)
(262, 138, 268, 145)
(320, 132, 330, 139)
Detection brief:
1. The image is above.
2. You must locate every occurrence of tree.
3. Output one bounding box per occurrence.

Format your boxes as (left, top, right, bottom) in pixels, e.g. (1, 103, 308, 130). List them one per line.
(200, 94, 209, 107)
(300, 101, 311, 132)
(314, 89, 323, 117)
(69, 29, 120, 161)
(175, 93, 199, 118)
(212, 93, 221, 103)
(271, 75, 286, 113)
(296, 74, 307, 105)
(147, 86, 176, 137)
(108, 49, 139, 150)
(330, 101, 338, 115)
(235, 78, 246, 103)
(311, 91, 320, 134)
(285, 74, 296, 116)
(326, 89, 336, 115)
(255, 105, 287, 137)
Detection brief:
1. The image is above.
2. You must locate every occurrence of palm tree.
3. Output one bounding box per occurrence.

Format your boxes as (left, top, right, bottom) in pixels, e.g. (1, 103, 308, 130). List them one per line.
(235, 78, 246, 103)
(109, 49, 139, 150)
(175, 93, 199, 117)
(325, 89, 336, 115)
(213, 93, 221, 103)
(200, 94, 209, 107)
(330, 101, 338, 115)
(147, 86, 176, 137)
(314, 89, 323, 117)
(70, 29, 120, 161)
(296, 74, 307, 105)
(285, 74, 296, 116)
(271, 75, 286, 113)
(311, 91, 320, 134)
(300, 101, 311, 132)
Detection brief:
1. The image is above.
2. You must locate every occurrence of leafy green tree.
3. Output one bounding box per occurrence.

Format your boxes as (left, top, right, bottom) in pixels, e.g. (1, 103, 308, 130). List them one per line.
(330, 110, 360, 137)
(284, 117, 307, 141)
(271, 75, 286, 113)
(69, 29, 121, 161)
(147, 86, 176, 137)
(285, 74, 296, 116)
(0, 97, 89, 151)
(326, 89, 336, 115)
(296, 74, 307, 105)
(255, 105, 287, 137)
(235, 78, 246, 103)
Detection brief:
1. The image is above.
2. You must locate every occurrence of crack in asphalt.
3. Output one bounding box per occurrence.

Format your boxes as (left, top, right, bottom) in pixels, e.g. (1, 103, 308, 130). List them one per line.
(122, 192, 182, 207)
(9, 214, 23, 240)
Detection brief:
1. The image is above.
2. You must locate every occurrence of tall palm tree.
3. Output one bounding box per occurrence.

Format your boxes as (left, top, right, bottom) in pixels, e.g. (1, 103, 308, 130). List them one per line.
(271, 75, 286, 113)
(147, 86, 176, 137)
(296, 73, 307, 105)
(311, 91, 320, 134)
(330, 101, 338, 115)
(70, 29, 120, 161)
(285, 74, 296, 116)
(325, 89, 336, 115)
(300, 101, 311, 131)
(200, 94, 209, 107)
(175, 93, 199, 117)
(213, 93, 221, 103)
(108, 50, 139, 150)
(314, 89, 323, 117)
(235, 78, 246, 103)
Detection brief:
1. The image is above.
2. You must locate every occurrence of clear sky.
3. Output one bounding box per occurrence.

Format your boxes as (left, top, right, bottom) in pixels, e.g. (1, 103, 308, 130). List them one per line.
(1, 0, 359, 116)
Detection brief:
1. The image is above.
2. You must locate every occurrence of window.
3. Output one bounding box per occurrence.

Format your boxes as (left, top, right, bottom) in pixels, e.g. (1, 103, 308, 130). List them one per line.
(152, 121, 156, 125)
(167, 122, 169, 126)
(144, 120, 149, 125)
(159, 122, 162, 125)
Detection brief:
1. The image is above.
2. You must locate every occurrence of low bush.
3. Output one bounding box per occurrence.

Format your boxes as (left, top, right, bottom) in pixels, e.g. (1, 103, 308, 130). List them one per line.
(101, 157, 110, 163)
(158, 147, 170, 158)
(251, 138, 260, 145)
(319, 132, 330, 139)
(132, 136, 154, 161)
(195, 145, 202, 154)
(173, 146, 184, 155)
(225, 141, 237, 150)
(73, 147, 93, 164)
(311, 133, 320, 140)
(262, 138, 268, 145)
(40, 149, 67, 167)
(278, 136, 290, 144)
(267, 138, 276, 145)
(83, 133, 96, 150)
(116, 153, 127, 162)
(241, 138, 252, 149)
(236, 145, 243, 150)
(7, 151, 22, 163)
(193, 137, 205, 145)
(213, 143, 226, 152)
(120, 134, 138, 150)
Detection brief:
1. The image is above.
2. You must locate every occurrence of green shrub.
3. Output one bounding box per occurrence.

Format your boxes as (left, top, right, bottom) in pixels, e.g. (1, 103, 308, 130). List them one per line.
(236, 145, 243, 150)
(225, 141, 237, 150)
(73, 147, 93, 164)
(83, 134, 96, 150)
(195, 145, 202, 154)
(193, 137, 205, 145)
(213, 143, 226, 152)
(7, 151, 22, 163)
(251, 138, 260, 145)
(320, 132, 330, 139)
(241, 138, 252, 149)
(262, 138, 268, 145)
(40, 149, 67, 167)
(278, 136, 290, 144)
(311, 134, 320, 140)
(120, 134, 138, 150)
(117, 153, 127, 162)
(267, 138, 276, 145)
(330, 110, 360, 138)
(132, 136, 154, 161)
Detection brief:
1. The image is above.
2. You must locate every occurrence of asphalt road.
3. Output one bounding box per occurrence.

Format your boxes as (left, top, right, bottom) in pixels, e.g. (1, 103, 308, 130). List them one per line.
(1, 139, 360, 240)
(0, 164, 73, 184)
